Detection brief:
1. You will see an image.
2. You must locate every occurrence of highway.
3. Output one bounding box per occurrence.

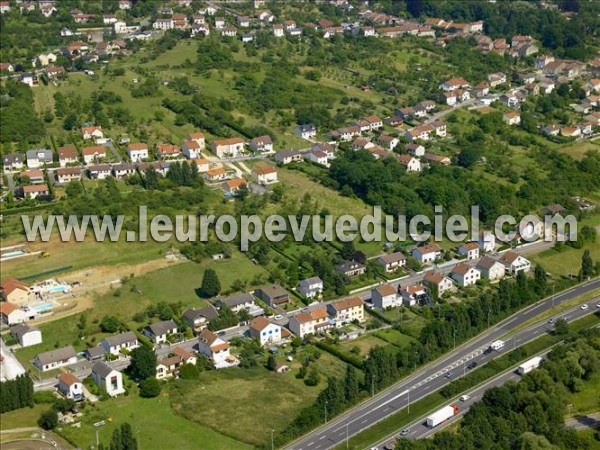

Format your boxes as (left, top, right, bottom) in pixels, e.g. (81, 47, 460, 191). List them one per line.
(284, 279, 600, 450)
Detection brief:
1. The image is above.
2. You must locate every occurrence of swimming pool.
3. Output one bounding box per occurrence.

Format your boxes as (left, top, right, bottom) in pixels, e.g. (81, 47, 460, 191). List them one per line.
(2, 251, 25, 258)
(47, 285, 71, 294)
(32, 303, 54, 312)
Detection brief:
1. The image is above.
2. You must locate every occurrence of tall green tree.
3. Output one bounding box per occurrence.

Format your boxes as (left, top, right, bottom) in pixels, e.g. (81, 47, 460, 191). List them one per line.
(129, 346, 157, 381)
(201, 268, 221, 298)
(580, 250, 593, 279)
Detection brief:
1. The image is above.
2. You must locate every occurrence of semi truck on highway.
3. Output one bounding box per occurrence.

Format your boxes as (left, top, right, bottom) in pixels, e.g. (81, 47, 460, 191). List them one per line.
(490, 340, 505, 351)
(517, 356, 543, 375)
(426, 404, 459, 428)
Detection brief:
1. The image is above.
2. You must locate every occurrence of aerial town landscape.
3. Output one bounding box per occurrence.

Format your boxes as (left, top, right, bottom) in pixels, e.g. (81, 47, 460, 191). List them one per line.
(0, 0, 600, 449)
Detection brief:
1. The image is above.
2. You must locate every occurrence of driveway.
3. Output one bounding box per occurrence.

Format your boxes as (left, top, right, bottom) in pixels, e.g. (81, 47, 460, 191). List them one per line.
(0, 338, 26, 382)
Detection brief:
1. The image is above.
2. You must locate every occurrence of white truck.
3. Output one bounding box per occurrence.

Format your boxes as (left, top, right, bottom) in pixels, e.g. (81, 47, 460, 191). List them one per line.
(490, 340, 505, 351)
(426, 404, 459, 428)
(517, 356, 543, 375)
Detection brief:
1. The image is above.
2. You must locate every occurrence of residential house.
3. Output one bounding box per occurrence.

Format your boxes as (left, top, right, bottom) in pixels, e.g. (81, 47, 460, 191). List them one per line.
(488, 72, 507, 87)
(499, 251, 531, 274)
(57, 373, 83, 401)
(10, 323, 41, 347)
(406, 144, 425, 157)
(384, 116, 403, 128)
(336, 261, 366, 279)
(303, 150, 329, 167)
(1, 278, 30, 305)
(224, 178, 247, 194)
(26, 149, 52, 169)
(441, 91, 457, 106)
(112, 163, 135, 179)
(439, 78, 470, 91)
(82, 146, 106, 164)
(412, 243, 442, 264)
(34, 346, 77, 372)
(398, 155, 421, 172)
(249, 135, 274, 153)
(99, 331, 138, 356)
(249, 317, 282, 346)
(371, 283, 398, 309)
(458, 242, 480, 260)
(327, 297, 365, 326)
(212, 138, 245, 158)
(20, 72, 38, 87)
(288, 307, 331, 338)
(237, 16, 251, 27)
(91, 362, 125, 396)
(0, 302, 28, 325)
(203, 167, 229, 182)
(503, 111, 521, 126)
(252, 166, 278, 185)
(156, 349, 196, 379)
(57, 167, 81, 185)
(542, 124, 560, 136)
(377, 251, 406, 272)
(143, 319, 178, 344)
(21, 184, 50, 199)
(198, 329, 232, 368)
(58, 146, 78, 167)
(254, 284, 289, 307)
(127, 143, 149, 162)
(399, 284, 428, 306)
(214, 17, 226, 28)
(561, 126, 580, 138)
(221, 27, 237, 37)
(477, 230, 496, 252)
(365, 116, 384, 130)
(157, 144, 181, 159)
(476, 256, 506, 281)
(181, 140, 201, 160)
(422, 271, 454, 297)
(84, 347, 107, 362)
(81, 126, 104, 142)
(182, 305, 219, 334)
(153, 18, 174, 30)
(21, 169, 43, 185)
(298, 277, 324, 299)
(88, 164, 112, 180)
(377, 135, 399, 151)
(2, 153, 25, 170)
(218, 293, 256, 314)
(294, 124, 317, 140)
(274, 149, 303, 165)
(474, 82, 490, 97)
(451, 263, 481, 287)
(273, 24, 285, 37)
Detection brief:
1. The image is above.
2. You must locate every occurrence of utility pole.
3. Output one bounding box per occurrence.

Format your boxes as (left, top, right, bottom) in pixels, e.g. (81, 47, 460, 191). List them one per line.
(271, 429, 274, 450)
(407, 389, 410, 414)
(346, 422, 349, 450)
(371, 378, 374, 397)
(453, 328, 457, 351)
(552, 284, 555, 307)
(324, 401, 328, 423)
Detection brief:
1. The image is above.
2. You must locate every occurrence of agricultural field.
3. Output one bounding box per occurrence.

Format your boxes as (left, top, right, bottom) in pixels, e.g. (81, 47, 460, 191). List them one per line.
(529, 239, 600, 279)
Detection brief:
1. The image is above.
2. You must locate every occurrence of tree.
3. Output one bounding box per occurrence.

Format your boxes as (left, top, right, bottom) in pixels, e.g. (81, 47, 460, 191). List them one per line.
(100, 315, 121, 333)
(139, 378, 161, 398)
(344, 365, 360, 404)
(340, 240, 356, 261)
(580, 250, 593, 280)
(38, 409, 58, 430)
(129, 346, 157, 381)
(200, 268, 221, 298)
(267, 355, 277, 371)
(305, 367, 320, 386)
(179, 363, 199, 380)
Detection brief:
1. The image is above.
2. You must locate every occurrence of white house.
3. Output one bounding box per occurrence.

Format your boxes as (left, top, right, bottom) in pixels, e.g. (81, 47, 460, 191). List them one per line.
(478, 231, 496, 252)
(458, 242, 480, 260)
(92, 361, 125, 396)
(34, 346, 78, 372)
(212, 138, 245, 158)
(99, 331, 139, 356)
(412, 244, 442, 264)
(399, 284, 428, 306)
(327, 297, 365, 326)
(218, 293, 256, 314)
(198, 329, 232, 368)
(398, 155, 421, 172)
(294, 124, 317, 140)
(182, 140, 202, 159)
(503, 111, 521, 125)
(252, 166, 278, 184)
(451, 263, 481, 287)
(422, 271, 454, 297)
(26, 149, 52, 169)
(376, 251, 406, 272)
(476, 256, 506, 281)
(249, 316, 282, 346)
(249, 135, 274, 153)
(303, 150, 329, 167)
(288, 307, 332, 338)
(81, 126, 104, 141)
(57, 373, 84, 401)
(371, 284, 398, 309)
(499, 251, 531, 274)
(10, 323, 42, 347)
(143, 320, 178, 344)
(298, 277, 324, 299)
(82, 146, 106, 164)
(127, 143, 149, 162)
(0, 302, 29, 325)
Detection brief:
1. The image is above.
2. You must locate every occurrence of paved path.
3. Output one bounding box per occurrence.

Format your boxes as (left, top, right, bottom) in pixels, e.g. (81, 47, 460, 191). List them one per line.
(0, 338, 26, 382)
(565, 412, 600, 431)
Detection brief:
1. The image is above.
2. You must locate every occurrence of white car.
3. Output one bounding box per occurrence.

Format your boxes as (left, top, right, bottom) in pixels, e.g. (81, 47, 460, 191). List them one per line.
(460, 395, 470, 402)
(596, 303, 600, 309)
(581, 304, 589, 310)
(273, 314, 284, 320)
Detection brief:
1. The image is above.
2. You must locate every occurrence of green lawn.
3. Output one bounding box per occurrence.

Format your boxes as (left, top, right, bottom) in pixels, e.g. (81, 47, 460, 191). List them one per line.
(0, 404, 49, 430)
(529, 240, 600, 278)
(169, 366, 325, 447)
(567, 371, 600, 417)
(556, 138, 600, 160)
(374, 328, 417, 347)
(339, 334, 389, 356)
(377, 308, 428, 337)
(57, 394, 252, 450)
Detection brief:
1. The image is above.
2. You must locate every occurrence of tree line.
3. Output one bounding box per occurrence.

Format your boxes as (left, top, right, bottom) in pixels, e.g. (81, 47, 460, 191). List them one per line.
(0, 374, 34, 413)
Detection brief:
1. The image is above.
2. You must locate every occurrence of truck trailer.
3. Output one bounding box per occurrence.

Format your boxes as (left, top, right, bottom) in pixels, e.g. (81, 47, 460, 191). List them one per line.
(517, 356, 543, 375)
(426, 404, 459, 428)
(490, 340, 505, 351)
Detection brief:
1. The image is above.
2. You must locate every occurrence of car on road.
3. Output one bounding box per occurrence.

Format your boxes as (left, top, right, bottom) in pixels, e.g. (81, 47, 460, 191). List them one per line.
(548, 318, 554, 323)
(273, 314, 284, 320)
(467, 362, 478, 370)
(460, 395, 470, 402)
(581, 304, 589, 310)
(399, 428, 411, 436)
(444, 372, 453, 378)
(596, 303, 600, 308)
(217, 331, 226, 336)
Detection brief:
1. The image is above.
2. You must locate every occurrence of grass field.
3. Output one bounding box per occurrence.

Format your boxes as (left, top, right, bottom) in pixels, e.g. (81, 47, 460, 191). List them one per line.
(0, 404, 49, 430)
(529, 240, 600, 278)
(556, 138, 600, 160)
(170, 367, 324, 447)
(375, 328, 417, 346)
(567, 371, 600, 417)
(340, 334, 389, 356)
(56, 394, 252, 450)
(377, 308, 429, 337)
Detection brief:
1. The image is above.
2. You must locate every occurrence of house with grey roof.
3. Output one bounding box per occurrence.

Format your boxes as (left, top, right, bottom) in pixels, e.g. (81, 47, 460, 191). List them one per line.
(33, 346, 77, 372)
(217, 293, 256, 313)
(26, 149, 53, 169)
(84, 346, 107, 361)
(183, 306, 219, 334)
(254, 284, 289, 307)
(10, 323, 42, 347)
(298, 277, 324, 299)
(99, 331, 138, 355)
(143, 319, 178, 344)
(92, 361, 124, 396)
(2, 153, 25, 170)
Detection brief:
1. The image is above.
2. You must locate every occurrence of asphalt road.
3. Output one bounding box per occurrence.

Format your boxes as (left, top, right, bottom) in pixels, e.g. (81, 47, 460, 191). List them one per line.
(284, 280, 600, 450)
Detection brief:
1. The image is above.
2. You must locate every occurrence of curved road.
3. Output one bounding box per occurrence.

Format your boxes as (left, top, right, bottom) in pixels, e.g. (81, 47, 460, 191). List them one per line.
(284, 279, 600, 450)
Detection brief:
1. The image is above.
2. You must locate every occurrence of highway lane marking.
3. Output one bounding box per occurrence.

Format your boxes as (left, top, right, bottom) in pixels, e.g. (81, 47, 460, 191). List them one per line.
(318, 435, 326, 440)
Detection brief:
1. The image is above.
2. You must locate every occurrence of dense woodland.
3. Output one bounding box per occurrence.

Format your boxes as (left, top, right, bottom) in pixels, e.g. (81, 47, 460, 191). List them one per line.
(0, 374, 34, 413)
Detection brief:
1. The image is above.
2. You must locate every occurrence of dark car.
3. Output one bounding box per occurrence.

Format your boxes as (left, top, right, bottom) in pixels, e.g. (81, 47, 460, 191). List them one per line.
(468, 361, 478, 370)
